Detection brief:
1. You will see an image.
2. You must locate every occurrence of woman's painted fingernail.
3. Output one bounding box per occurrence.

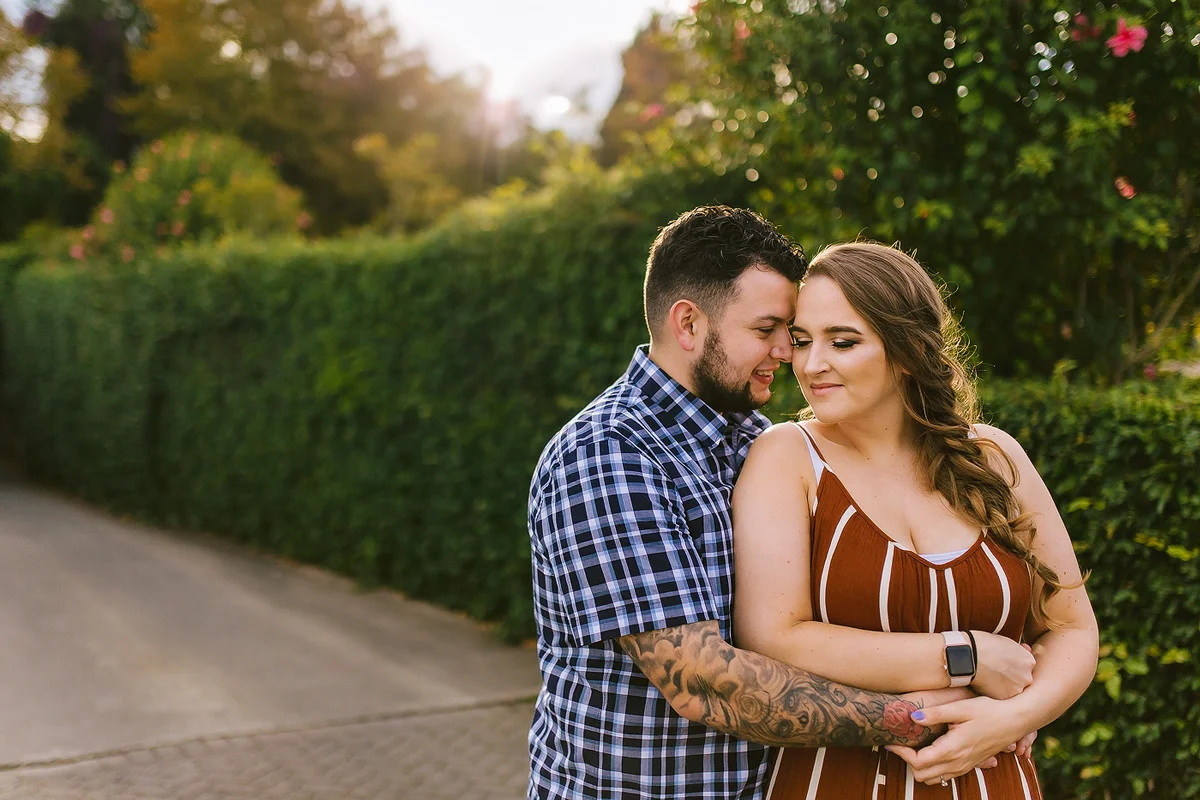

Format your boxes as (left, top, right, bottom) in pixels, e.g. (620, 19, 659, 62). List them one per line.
(911, 710, 926, 721)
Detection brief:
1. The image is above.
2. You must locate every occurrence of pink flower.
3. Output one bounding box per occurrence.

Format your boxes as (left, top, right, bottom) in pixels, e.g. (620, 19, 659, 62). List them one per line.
(121, 245, 135, 263)
(171, 221, 185, 236)
(1071, 14, 1102, 41)
(150, 140, 164, 154)
(81, 225, 95, 241)
(1107, 18, 1147, 57)
(70, 243, 85, 260)
(1143, 364, 1157, 381)
(832, 167, 845, 181)
(99, 208, 115, 225)
(135, 167, 149, 183)
(296, 212, 313, 230)
(734, 18, 752, 40)
(639, 103, 665, 123)
(1115, 177, 1137, 199)
(178, 190, 192, 207)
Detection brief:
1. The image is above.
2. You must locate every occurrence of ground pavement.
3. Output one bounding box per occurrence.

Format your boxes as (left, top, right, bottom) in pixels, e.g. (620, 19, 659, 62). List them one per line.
(0, 472, 540, 799)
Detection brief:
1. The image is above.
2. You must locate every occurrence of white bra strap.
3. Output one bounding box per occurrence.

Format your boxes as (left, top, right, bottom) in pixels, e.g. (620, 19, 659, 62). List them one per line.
(793, 422, 827, 483)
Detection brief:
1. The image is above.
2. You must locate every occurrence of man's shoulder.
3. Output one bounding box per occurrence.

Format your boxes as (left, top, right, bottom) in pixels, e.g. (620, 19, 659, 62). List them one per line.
(538, 381, 664, 468)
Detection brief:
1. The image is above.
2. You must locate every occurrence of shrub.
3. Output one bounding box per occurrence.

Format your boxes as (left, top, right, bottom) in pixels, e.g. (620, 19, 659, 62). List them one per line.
(62, 131, 306, 266)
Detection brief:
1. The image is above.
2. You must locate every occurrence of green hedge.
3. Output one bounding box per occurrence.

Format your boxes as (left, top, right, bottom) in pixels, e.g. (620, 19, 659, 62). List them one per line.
(2, 173, 1198, 796)
(0, 166, 750, 638)
(979, 379, 1200, 798)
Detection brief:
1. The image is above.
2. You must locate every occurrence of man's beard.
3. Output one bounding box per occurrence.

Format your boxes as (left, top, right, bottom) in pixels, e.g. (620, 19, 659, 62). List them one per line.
(691, 329, 763, 413)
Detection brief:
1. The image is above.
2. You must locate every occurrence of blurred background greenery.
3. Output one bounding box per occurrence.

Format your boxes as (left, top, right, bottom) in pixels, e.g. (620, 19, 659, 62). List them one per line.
(1, 0, 1198, 797)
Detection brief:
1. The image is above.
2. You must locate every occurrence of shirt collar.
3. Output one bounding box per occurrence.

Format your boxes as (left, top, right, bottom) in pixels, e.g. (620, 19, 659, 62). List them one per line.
(623, 345, 767, 451)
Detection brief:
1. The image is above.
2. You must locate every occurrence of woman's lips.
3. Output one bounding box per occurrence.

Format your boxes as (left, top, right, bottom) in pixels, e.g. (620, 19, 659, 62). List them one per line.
(809, 383, 841, 397)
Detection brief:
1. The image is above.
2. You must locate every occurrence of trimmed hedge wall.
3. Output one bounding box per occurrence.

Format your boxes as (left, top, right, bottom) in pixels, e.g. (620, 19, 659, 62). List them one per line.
(2, 173, 1197, 796)
(1, 168, 749, 637)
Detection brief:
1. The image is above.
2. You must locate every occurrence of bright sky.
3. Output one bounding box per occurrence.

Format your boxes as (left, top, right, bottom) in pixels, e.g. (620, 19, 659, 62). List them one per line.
(376, 0, 692, 99)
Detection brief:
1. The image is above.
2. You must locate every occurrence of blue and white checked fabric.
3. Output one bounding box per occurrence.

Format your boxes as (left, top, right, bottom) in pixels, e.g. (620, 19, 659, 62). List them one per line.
(528, 346, 773, 800)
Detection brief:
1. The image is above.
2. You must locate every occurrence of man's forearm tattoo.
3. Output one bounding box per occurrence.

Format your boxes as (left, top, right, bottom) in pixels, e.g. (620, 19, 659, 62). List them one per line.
(619, 621, 934, 748)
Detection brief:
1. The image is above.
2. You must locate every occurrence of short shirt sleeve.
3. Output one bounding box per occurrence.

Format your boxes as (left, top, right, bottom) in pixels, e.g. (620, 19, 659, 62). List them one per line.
(533, 436, 719, 646)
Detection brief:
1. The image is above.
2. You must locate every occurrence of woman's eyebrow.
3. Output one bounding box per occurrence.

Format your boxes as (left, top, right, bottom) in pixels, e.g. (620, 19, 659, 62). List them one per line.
(789, 324, 864, 335)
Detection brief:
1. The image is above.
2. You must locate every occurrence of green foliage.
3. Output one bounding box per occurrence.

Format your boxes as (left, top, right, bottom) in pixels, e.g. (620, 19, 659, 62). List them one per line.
(0, 161, 752, 639)
(980, 379, 1200, 798)
(683, 0, 1200, 379)
(58, 131, 305, 265)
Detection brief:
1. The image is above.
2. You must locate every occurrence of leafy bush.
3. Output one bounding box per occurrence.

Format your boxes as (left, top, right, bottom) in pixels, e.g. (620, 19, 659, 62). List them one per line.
(0, 162, 751, 636)
(680, 0, 1199, 378)
(60, 131, 306, 265)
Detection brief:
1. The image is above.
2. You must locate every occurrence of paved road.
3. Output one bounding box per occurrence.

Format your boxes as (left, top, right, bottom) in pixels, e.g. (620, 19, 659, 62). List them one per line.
(0, 475, 540, 799)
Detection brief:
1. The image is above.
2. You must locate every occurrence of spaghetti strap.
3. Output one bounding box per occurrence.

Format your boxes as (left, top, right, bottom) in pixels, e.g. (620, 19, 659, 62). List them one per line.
(792, 422, 828, 484)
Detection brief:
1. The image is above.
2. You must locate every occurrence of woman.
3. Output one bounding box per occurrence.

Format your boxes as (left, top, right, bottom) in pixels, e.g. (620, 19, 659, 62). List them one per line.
(732, 243, 1098, 798)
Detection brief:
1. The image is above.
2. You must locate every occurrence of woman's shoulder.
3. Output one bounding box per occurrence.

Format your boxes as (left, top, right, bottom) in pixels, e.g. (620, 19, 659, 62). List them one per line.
(971, 423, 1036, 476)
(742, 421, 819, 484)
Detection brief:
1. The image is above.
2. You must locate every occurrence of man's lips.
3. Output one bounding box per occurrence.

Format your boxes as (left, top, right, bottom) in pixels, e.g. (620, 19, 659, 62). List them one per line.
(751, 367, 778, 386)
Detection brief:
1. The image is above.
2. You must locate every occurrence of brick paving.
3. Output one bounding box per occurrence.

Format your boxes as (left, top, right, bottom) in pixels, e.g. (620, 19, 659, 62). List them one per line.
(0, 701, 534, 800)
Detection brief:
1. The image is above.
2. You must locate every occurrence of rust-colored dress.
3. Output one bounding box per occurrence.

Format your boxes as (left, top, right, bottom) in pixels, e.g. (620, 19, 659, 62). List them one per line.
(767, 424, 1043, 800)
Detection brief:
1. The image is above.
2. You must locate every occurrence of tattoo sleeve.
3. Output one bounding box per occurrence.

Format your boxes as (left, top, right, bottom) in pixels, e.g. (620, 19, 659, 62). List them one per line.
(619, 620, 935, 748)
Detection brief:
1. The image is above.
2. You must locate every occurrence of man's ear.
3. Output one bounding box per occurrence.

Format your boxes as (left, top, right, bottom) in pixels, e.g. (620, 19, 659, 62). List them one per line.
(667, 299, 706, 352)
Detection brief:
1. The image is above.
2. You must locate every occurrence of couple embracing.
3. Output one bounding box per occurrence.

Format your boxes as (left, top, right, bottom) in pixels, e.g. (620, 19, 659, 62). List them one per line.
(527, 206, 1098, 799)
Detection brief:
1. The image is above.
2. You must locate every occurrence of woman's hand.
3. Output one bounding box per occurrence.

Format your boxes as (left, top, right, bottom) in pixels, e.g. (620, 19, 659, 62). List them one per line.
(885, 696, 1031, 785)
(970, 632, 1035, 699)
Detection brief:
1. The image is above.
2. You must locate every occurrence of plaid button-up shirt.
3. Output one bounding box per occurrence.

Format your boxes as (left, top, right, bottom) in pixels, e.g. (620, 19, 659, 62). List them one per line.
(528, 346, 773, 800)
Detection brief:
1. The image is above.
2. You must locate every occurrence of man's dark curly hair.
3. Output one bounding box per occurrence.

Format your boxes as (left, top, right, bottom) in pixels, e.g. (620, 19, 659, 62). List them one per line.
(643, 205, 808, 335)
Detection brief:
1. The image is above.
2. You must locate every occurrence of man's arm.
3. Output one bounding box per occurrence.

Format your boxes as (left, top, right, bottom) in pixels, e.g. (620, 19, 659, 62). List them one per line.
(620, 620, 943, 748)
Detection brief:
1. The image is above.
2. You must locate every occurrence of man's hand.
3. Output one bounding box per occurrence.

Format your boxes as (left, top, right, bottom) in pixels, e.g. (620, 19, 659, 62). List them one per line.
(970, 633, 1036, 700)
(884, 696, 1030, 785)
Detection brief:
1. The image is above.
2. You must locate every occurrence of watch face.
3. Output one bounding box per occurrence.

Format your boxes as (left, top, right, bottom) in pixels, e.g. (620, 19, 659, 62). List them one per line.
(946, 645, 975, 677)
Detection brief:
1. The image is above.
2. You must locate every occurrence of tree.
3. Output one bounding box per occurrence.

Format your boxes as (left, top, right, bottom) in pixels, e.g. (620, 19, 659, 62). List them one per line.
(123, 0, 499, 234)
(596, 12, 690, 167)
(685, 0, 1199, 379)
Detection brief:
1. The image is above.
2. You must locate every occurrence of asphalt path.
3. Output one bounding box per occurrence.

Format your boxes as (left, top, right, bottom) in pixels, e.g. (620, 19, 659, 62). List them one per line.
(0, 473, 539, 798)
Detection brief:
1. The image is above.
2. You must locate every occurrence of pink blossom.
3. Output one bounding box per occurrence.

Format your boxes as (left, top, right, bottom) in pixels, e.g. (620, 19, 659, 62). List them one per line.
(734, 19, 752, 40)
(1107, 18, 1147, 57)
(150, 140, 164, 154)
(1071, 14, 1102, 41)
(81, 225, 95, 241)
(178, 190, 192, 207)
(172, 221, 186, 236)
(639, 103, 665, 123)
(135, 167, 149, 183)
(121, 245, 135, 263)
(296, 212, 313, 230)
(832, 167, 845, 181)
(70, 243, 85, 260)
(1115, 177, 1137, 199)
(99, 208, 115, 225)
(1143, 364, 1157, 381)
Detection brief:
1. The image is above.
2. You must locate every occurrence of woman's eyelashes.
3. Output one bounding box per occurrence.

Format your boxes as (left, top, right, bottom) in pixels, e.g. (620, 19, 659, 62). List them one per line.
(789, 333, 858, 350)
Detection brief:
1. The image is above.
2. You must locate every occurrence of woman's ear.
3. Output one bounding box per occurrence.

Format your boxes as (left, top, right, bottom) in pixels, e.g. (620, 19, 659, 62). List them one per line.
(667, 299, 705, 352)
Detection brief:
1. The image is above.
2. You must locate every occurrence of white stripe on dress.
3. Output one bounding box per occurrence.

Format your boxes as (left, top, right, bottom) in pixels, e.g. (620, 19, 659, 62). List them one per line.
(1017, 754, 1035, 800)
(975, 767, 990, 800)
(818, 507, 856, 623)
(952, 779, 960, 800)
(904, 764, 915, 800)
(944, 567, 960, 630)
(805, 747, 827, 800)
(928, 568, 940, 632)
(981, 541, 1012, 634)
(764, 749, 784, 800)
(879, 542, 896, 632)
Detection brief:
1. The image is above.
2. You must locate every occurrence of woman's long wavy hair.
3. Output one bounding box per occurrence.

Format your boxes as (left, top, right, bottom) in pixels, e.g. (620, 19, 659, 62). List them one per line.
(800, 242, 1074, 628)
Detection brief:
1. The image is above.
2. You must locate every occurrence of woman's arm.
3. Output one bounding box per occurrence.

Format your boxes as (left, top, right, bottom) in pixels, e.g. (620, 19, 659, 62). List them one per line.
(889, 425, 1100, 785)
(732, 424, 1033, 697)
(985, 423, 1100, 725)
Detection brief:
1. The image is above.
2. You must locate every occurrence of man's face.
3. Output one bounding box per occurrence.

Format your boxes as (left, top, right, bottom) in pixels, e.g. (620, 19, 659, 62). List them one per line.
(691, 267, 797, 413)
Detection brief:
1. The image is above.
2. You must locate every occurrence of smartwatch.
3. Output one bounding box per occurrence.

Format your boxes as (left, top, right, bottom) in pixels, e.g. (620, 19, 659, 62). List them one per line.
(941, 630, 976, 687)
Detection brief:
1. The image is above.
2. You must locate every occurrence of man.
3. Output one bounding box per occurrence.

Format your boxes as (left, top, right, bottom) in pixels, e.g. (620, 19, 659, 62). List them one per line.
(527, 207, 943, 799)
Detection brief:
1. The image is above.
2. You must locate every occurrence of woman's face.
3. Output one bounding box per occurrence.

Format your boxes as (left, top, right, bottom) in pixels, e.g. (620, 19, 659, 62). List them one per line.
(790, 275, 904, 425)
